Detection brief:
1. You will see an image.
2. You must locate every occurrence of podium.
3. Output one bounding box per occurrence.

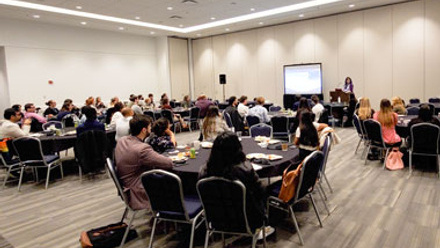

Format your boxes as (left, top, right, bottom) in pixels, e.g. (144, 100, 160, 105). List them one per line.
(330, 89, 351, 103)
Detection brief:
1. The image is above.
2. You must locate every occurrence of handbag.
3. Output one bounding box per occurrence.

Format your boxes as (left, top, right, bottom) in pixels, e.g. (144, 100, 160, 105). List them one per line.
(278, 162, 303, 203)
(80, 222, 138, 248)
(385, 147, 404, 170)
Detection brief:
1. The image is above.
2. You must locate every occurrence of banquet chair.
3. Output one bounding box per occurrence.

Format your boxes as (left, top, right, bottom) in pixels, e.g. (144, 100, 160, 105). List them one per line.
(223, 112, 234, 129)
(143, 110, 156, 121)
(75, 130, 107, 180)
(29, 118, 43, 133)
(317, 136, 334, 202)
(42, 121, 64, 130)
(161, 109, 181, 133)
(352, 114, 367, 155)
(408, 123, 440, 178)
(184, 107, 200, 132)
(428, 97, 440, 103)
(267, 151, 325, 246)
(406, 107, 419, 116)
(12, 137, 62, 190)
(363, 119, 393, 168)
(409, 98, 420, 104)
(106, 158, 140, 248)
(1, 149, 21, 188)
(249, 123, 272, 138)
(197, 177, 267, 248)
(61, 114, 78, 127)
(269, 106, 282, 112)
(246, 115, 260, 129)
(271, 116, 290, 142)
(323, 104, 336, 128)
(141, 169, 204, 248)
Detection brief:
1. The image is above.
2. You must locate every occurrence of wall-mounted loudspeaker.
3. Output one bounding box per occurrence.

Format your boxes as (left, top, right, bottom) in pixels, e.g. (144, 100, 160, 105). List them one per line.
(219, 74, 226, 85)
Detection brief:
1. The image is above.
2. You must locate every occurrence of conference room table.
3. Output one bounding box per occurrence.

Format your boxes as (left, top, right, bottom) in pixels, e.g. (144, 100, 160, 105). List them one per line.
(407, 102, 440, 115)
(396, 115, 440, 138)
(152, 107, 190, 120)
(171, 136, 298, 193)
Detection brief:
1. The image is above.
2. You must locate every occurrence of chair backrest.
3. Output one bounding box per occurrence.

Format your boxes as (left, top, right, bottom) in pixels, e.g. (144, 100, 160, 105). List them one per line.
(223, 112, 233, 128)
(246, 115, 260, 128)
(170, 100, 176, 108)
(410, 123, 440, 154)
(363, 119, 386, 148)
(197, 177, 252, 234)
(106, 158, 132, 208)
(75, 130, 107, 173)
(270, 116, 289, 133)
(62, 114, 77, 127)
(319, 136, 331, 176)
(295, 151, 324, 201)
(42, 121, 64, 130)
(352, 114, 364, 138)
(318, 108, 329, 124)
(406, 107, 420, 116)
(12, 137, 45, 165)
(323, 104, 333, 117)
(160, 109, 174, 124)
(143, 110, 156, 121)
(140, 169, 189, 220)
(30, 118, 43, 133)
(409, 98, 420, 104)
(249, 123, 272, 138)
(428, 97, 440, 103)
(189, 107, 200, 119)
(269, 106, 282, 112)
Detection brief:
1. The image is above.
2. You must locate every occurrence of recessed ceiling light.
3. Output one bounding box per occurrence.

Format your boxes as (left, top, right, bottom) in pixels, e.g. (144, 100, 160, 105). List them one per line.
(250, 8, 255, 12)
(75, 6, 82, 10)
(167, 6, 173, 10)
(135, 16, 140, 20)
(349, 4, 355, 8)
(210, 17, 216, 20)
(225, 28, 230, 31)
(258, 22, 264, 25)
(179, 24, 184, 27)
(118, 27, 125, 30)
(32, 14, 40, 18)
(150, 31, 155, 35)
(196, 34, 201, 37)
(299, 14, 304, 18)
(80, 21, 87, 25)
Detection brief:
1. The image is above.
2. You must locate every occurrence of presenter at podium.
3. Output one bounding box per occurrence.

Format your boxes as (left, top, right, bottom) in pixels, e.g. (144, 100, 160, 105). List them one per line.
(343, 77, 354, 93)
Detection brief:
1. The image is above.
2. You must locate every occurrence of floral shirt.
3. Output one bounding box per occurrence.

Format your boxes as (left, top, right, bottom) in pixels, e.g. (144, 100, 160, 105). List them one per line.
(148, 134, 175, 153)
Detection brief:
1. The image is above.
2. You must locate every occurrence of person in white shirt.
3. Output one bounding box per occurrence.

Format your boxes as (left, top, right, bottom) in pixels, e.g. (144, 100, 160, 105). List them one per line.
(311, 95, 324, 122)
(0, 108, 31, 139)
(248, 96, 270, 123)
(237, 95, 249, 118)
(115, 108, 134, 141)
(109, 102, 124, 129)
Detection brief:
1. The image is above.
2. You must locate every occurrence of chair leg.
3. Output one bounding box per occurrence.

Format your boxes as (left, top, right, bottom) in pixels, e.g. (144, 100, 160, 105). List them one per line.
(3, 167, 12, 188)
(148, 217, 158, 248)
(323, 173, 333, 193)
(409, 151, 413, 177)
(437, 155, 440, 179)
(364, 145, 371, 165)
(317, 182, 327, 201)
(317, 186, 331, 215)
(60, 163, 64, 179)
(18, 167, 25, 192)
(204, 230, 210, 248)
(189, 216, 199, 248)
(35, 167, 39, 182)
(355, 138, 362, 154)
(383, 148, 390, 170)
(309, 194, 323, 227)
(288, 206, 304, 246)
(121, 207, 129, 222)
(119, 211, 137, 248)
(45, 167, 51, 189)
(79, 166, 82, 182)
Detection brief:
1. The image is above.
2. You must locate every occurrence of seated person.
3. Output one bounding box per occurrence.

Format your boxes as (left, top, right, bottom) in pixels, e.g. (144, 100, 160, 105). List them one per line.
(76, 106, 105, 137)
(161, 98, 188, 129)
(199, 131, 267, 231)
(224, 96, 245, 132)
(373, 99, 401, 146)
(143, 97, 155, 110)
(95, 96, 106, 110)
(237, 95, 249, 118)
(311, 95, 324, 122)
(408, 104, 440, 131)
(115, 108, 134, 141)
(392, 96, 407, 115)
(195, 94, 214, 118)
(148, 117, 176, 153)
(109, 102, 124, 129)
(24, 103, 47, 124)
(129, 96, 143, 115)
(43, 100, 59, 119)
(181, 95, 193, 109)
(202, 106, 229, 141)
(356, 97, 375, 121)
(248, 96, 270, 123)
(115, 115, 173, 210)
(0, 108, 31, 139)
(294, 111, 320, 162)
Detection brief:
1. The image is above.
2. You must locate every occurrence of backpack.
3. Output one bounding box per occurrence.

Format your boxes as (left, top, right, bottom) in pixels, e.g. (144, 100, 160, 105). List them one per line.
(80, 222, 138, 248)
(278, 162, 304, 203)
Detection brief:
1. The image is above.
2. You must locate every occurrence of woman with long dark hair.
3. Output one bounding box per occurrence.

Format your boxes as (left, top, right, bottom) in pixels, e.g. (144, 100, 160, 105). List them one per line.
(199, 131, 267, 230)
(148, 117, 176, 153)
(202, 106, 229, 141)
(294, 111, 320, 161)
(343, 77, 354, 93)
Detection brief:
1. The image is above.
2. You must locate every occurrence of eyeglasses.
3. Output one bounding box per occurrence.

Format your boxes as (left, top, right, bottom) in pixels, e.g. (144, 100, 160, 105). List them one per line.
(15, 113, 22, 116)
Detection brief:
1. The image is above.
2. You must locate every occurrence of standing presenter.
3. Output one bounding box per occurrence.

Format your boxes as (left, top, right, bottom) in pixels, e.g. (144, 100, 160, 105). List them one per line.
(343, 77, 354, 93)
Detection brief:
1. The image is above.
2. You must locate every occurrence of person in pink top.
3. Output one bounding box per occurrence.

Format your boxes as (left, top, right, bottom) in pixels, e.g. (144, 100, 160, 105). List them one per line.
(373, 99, 401, 146)
(24, 103, 47, 124)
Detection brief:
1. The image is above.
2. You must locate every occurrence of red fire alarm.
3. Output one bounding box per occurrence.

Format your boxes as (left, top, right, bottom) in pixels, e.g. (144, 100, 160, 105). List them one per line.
(48, 80, 53, 85)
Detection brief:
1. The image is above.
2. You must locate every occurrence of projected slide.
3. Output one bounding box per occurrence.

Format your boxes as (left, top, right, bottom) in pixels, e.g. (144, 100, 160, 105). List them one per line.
(284, 63, 322, 95)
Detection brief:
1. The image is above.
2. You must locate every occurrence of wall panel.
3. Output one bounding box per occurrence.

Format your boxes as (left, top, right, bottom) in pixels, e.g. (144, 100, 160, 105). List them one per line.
(425, 0, 440, 99)
(168, 38, 189, 100)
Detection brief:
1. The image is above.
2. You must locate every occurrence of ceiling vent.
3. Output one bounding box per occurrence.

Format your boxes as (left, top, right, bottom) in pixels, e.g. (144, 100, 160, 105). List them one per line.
(182, 0, 198, 4)
(170, 15, 183, 19)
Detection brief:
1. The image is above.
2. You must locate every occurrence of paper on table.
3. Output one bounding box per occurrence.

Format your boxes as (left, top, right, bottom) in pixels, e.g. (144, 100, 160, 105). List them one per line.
(252, 163, 263, 171)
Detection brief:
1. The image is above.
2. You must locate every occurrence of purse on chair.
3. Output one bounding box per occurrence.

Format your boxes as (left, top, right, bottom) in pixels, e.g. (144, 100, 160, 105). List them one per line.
(385, 148, 404, 171)
(278, 162, 304, 203)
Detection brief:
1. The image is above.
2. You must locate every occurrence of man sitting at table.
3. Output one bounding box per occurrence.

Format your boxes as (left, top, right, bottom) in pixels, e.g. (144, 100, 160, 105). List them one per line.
(115, 115, 173, 210)
(0, 108, 31, 139)
(24, 103, 47, 125)
(408, 104, 440, 131)
(76, 106, 105, 137)
(248, 96, 270, 123)
(311, 95, 324, 122)
(237, 95, 249, 118)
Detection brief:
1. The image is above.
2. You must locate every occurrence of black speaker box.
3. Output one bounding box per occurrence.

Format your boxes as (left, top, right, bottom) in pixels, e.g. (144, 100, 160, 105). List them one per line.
(219, 74, 226, 85)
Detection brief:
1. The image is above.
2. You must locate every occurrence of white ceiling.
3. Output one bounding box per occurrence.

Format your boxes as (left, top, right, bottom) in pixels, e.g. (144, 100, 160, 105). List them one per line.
(0, 0, 413, 38)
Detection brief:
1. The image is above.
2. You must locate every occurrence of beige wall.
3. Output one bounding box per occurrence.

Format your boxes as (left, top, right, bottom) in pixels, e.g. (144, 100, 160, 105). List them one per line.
(192, 0, 440, 109)
(168, 37, 190, 101)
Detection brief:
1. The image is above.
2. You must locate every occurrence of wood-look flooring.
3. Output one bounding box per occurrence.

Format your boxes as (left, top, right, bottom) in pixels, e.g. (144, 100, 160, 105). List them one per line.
(1, 128, 440, 248)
